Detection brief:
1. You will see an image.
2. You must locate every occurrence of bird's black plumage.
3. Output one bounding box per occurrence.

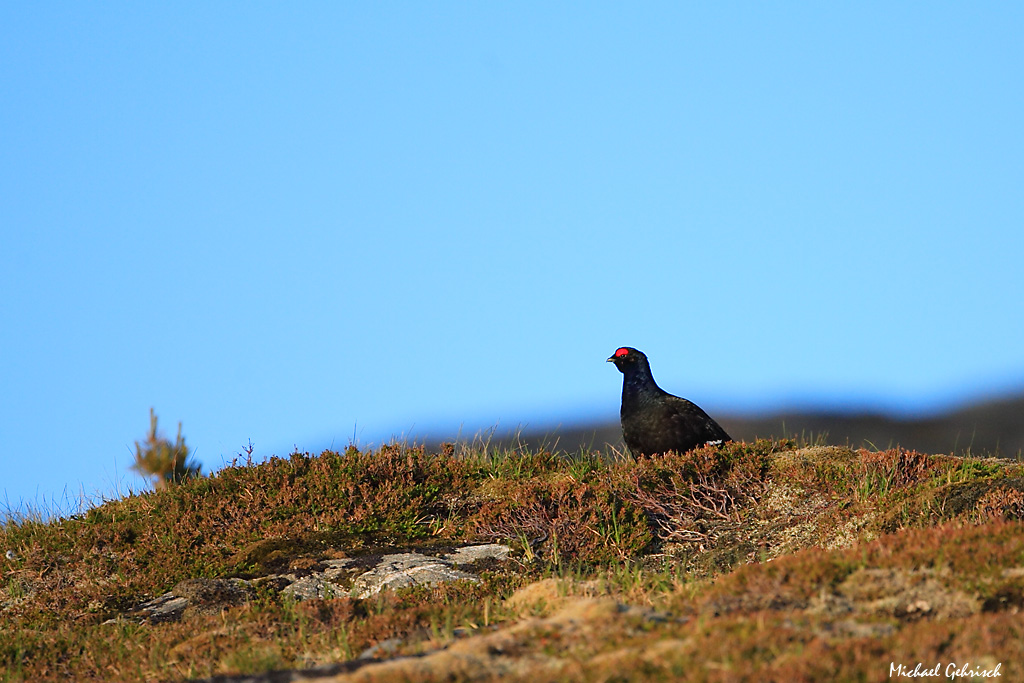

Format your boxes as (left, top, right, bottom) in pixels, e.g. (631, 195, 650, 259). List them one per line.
(607, 347, 731, 457)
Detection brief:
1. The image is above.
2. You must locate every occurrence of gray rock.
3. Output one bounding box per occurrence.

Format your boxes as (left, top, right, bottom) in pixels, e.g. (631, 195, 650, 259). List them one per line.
(108, 593, 190, 624)
(348, 545, 512, 599)
(281, 575, 346, 600)
(109, 544, 512, 626)
(106, 578, 253, 624)
(280, 559, 351, 600)
(443, 543, 511, 564)
(276, 545, 513, 600)
(351, 552, 481, 599)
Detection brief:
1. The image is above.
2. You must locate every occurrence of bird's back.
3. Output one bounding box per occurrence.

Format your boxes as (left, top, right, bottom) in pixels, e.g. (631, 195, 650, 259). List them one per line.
(621, 386, 731, 457)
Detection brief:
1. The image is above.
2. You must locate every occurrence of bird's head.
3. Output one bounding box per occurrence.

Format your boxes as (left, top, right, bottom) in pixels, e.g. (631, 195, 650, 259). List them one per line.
(607, 346, 648, 373)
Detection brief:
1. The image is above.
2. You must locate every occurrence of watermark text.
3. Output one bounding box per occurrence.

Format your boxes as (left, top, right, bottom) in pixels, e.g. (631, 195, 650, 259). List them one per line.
(889, 662, 1002, 679)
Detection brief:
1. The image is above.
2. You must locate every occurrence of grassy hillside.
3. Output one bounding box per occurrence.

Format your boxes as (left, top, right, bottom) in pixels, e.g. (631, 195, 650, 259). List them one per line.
(3, 440, 1023, 681)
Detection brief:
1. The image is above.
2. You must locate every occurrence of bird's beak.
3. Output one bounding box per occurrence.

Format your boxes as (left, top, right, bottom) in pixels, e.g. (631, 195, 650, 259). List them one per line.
(606, 355, 616, 363)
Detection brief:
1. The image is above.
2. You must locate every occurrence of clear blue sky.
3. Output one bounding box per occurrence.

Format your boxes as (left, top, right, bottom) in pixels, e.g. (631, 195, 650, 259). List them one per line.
(2, 4, 1022, 514)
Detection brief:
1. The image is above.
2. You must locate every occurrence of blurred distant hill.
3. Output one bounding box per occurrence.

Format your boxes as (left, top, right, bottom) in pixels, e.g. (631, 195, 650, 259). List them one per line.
(469, 392, 1024, 459)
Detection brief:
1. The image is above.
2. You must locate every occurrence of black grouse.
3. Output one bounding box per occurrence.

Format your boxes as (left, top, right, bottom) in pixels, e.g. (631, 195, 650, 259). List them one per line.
(608, 346, 731, 457)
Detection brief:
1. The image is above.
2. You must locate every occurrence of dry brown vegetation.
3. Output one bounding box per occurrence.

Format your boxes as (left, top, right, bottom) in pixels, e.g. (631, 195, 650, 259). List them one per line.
(2, 439, 1023, 681)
